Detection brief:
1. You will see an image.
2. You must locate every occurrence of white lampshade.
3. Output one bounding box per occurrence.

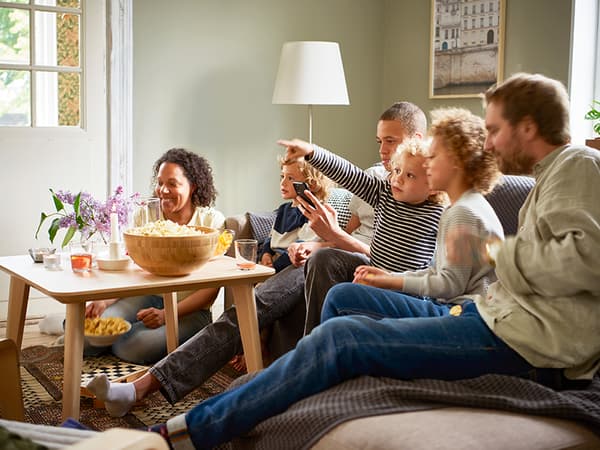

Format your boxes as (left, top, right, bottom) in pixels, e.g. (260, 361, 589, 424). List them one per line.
(272, 41, 350, 105)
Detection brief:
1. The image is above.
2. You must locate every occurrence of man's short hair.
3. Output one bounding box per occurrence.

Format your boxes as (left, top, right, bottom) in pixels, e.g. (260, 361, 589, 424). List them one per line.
(379, 102, 427, 137)
(484, 73, 570, 146)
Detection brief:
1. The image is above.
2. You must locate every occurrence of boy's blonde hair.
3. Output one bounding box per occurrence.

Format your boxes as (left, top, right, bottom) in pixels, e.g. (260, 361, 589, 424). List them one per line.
(391, 138, 448, 205)
(429, 107, 500, 194)
(278, 156, 332, 202)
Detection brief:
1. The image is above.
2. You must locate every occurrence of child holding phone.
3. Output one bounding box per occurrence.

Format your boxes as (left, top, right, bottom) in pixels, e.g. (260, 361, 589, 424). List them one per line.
(259, 157, 331, 272)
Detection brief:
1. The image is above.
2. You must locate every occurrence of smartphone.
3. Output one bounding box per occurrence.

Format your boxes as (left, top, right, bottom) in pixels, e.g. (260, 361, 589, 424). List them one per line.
(292, 181, 315, 208)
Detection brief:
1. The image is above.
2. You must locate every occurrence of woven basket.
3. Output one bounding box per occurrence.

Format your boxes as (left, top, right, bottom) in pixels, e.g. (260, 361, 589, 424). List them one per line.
(123, 226, 219, 276)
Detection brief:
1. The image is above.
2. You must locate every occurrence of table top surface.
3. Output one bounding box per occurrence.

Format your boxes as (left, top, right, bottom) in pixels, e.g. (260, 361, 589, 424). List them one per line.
(0, 254, 275, 303)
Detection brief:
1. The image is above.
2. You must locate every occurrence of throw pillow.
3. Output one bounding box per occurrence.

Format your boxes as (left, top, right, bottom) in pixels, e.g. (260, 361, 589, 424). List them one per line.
(248, 211, 277, 245)
(327, 188, 353, 230)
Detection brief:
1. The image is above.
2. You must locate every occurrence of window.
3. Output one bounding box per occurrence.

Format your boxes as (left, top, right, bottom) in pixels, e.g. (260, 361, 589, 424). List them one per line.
(0, 0, 82, 127)
(445, 29, 448, 39)
(489, 16, 493, 26)
(464, 19, 468, 28)
(480, 17, 484, 27)
(489, 2, 494, 12)
(464, 6, 468, 15)
(569, 0, 600, 143)
(481, 3, 484, 13)
(472, 5, 476, 14)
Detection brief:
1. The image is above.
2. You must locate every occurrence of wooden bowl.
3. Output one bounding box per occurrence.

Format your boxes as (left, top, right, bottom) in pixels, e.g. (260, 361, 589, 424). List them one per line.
(123, 226, 219, 276)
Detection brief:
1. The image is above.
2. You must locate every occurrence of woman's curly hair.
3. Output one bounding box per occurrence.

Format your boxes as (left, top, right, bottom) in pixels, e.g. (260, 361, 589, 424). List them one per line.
(429, 108, 500, 194)
(152, 148, 217, 208)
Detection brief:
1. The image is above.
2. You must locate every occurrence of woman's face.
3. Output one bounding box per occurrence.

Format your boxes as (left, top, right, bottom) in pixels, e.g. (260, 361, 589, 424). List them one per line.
(155, 162, 195, 219)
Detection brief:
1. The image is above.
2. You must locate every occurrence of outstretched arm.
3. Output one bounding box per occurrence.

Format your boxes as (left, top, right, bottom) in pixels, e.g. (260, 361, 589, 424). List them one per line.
(277, 138, 314, 162)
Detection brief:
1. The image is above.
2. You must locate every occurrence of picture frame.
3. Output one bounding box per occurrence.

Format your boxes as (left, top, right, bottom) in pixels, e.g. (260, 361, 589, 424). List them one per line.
(429, 0, 506, 99)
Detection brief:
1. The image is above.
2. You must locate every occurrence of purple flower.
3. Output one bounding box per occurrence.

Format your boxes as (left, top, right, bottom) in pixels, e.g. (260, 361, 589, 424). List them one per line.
(36, 185, 139, 247)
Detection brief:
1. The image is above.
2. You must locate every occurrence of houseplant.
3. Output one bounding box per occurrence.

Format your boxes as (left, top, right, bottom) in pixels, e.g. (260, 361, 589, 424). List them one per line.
(584, 100, 600, 150)
(35, 186, 138, 248)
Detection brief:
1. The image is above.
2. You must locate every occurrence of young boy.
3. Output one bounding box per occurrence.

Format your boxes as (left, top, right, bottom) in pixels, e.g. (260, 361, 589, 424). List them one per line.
(284, 133, 447, 334)
(258, 157, 330, 273)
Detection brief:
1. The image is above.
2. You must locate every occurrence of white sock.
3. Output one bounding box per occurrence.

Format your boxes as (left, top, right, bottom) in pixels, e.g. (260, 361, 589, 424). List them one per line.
(86, 373, 136, 417)
(39, 313, 65, 335)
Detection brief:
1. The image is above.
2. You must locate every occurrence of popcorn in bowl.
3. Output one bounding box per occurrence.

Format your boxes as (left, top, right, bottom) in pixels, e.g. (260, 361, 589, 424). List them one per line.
(127, 219, 207, 236)
(84, 317, 132, 347)
(123, 221, 219, 276)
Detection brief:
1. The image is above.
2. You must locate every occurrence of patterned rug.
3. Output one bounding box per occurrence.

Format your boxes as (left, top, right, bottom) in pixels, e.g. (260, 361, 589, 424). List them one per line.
(20, 345, 243, 431)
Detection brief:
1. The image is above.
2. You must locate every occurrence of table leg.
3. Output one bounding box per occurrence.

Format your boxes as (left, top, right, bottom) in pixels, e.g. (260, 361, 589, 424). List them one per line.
(230, 284, 263, 372)
(5, 277, 30, 351)
(62, 302, 85, 421)
(163, 292, 179, 353)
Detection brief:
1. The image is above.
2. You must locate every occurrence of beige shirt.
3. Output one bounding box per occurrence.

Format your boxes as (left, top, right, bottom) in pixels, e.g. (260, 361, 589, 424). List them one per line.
(476, 145, 600, 380)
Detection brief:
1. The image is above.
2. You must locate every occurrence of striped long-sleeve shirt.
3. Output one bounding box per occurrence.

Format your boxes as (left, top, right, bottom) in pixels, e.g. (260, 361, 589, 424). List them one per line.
(308, 146, 444, 272)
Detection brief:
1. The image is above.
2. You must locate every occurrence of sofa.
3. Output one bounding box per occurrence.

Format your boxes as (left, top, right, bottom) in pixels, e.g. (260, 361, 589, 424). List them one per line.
(224, 176, 600, 449)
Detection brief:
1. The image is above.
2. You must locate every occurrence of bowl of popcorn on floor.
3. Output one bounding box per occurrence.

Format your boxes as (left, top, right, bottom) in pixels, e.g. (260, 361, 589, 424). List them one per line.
(84, 317, 132, 347)
(123, 219, 219, 276)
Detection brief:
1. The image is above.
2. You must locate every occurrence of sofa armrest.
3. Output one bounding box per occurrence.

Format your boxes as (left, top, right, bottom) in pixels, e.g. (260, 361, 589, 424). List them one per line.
(67, 428, 169, 450)
(225, 214, 252, 257)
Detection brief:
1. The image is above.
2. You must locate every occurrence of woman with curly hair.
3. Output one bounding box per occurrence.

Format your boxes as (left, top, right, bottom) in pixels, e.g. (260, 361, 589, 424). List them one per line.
(84, 148, 225, 365)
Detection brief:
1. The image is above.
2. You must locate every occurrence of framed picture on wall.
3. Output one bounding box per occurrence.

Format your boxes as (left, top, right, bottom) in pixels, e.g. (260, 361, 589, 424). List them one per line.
(429, 0, 506, 99)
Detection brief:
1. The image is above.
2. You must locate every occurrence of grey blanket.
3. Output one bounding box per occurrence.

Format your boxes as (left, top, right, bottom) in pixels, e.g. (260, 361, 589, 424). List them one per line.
(218, 373, 600, 449)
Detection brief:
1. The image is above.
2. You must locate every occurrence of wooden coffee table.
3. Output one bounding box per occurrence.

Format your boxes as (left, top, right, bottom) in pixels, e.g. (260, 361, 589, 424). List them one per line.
(0, 254, 274, 420)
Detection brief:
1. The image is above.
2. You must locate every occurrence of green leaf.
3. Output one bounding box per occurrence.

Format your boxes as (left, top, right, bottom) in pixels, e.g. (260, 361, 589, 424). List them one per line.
(585, 110, 600, 120)
(73, 192, 81, 217)
(48, 218, 61, 243)
(50, 188, 65, 212)
(34, 212, 48, 239)
(61, 226, 76, 248)
(594, 123, 600, 135)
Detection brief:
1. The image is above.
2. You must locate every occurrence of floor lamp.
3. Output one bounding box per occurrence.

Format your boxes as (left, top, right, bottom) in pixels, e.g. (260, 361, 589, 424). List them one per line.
(272, 41, 350, 144)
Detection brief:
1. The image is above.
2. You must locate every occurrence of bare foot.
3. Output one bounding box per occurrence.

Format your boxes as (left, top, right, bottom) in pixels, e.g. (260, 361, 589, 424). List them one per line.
(229, 354, 247, 373)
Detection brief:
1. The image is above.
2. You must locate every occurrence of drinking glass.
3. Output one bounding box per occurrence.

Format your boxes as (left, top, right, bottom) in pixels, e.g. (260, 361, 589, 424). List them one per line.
(132, 197, 161, 227)
(234, 239, 257, 270)
(69, 242, 93, 273)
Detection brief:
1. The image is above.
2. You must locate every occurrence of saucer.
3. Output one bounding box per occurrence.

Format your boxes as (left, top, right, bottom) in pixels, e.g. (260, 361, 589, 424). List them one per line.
(96, 256, 130, 271)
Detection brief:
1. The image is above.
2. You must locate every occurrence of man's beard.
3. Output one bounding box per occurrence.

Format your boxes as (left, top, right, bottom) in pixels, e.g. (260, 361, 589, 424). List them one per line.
(495, 135, 536, 175)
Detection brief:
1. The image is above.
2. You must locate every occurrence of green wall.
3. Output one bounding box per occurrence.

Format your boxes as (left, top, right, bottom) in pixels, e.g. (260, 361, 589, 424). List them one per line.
(382, 0, 572, 119)
(133, 0, 573, 216)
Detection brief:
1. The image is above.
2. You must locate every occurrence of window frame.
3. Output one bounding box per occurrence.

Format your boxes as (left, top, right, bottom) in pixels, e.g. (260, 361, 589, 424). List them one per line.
(0, 0, 85, 128)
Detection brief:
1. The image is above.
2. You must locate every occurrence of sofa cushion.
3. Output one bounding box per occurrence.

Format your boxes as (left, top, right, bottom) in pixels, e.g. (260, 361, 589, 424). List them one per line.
(248, 211, 278, 246)
(312, 407, 600, 450)
(485, 175, 535, 236)
(327, 187, 353, 230)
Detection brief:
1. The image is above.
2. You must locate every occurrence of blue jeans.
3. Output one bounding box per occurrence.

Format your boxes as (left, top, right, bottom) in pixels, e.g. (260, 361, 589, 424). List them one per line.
(83, 295, 212, 365)
(176, 283, 536, 449)
(151, 264, 306, 403)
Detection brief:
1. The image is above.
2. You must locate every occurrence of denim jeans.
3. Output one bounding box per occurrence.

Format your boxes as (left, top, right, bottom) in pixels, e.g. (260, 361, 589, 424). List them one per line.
(151, 264, 306, 403)
(83, 295, 211, 365)
(173, 283, 536, 449)
(304, 248, 370, 335)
